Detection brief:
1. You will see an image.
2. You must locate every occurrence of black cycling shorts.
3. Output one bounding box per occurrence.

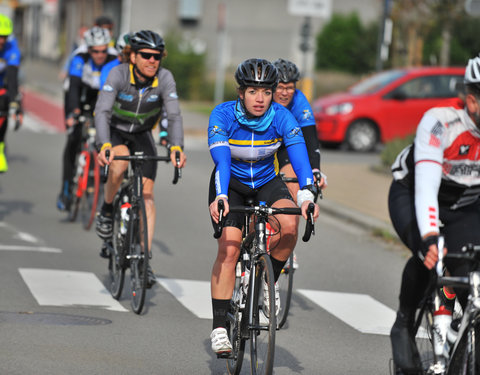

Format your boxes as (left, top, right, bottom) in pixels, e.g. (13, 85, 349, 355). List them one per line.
(208, 170, 293, 231)
(110, 127, 157, 181)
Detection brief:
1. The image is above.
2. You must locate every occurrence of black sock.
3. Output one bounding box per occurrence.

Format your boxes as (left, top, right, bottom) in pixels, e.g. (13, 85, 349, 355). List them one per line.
(212, 298, 230, 330)
(270, 255, 287, 283)
(101, 202, 113, 217)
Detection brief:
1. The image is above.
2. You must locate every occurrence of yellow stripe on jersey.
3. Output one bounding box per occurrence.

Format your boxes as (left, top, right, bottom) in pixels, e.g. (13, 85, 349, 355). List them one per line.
(229, 138, 282, 146)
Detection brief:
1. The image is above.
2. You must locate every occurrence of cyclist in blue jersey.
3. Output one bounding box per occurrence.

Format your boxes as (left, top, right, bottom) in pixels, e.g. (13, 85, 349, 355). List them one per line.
(273, 59, 325, 199)
(57, 26, 117, 211)
(208, 58, 320, 355)
(0, 14, 21, 173)
(99, 32, 131, 89)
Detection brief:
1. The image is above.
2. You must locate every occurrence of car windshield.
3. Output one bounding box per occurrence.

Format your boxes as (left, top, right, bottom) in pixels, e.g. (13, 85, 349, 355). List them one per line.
(349, 70, 406, 95)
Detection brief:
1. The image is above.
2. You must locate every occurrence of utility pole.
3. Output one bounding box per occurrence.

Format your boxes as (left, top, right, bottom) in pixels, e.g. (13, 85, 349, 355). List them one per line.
(214, 2, 227, 105)
(375, 0, 392, 71)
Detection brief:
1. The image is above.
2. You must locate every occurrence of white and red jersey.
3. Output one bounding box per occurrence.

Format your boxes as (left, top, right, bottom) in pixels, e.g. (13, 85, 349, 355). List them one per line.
(392, 105, 480, 237)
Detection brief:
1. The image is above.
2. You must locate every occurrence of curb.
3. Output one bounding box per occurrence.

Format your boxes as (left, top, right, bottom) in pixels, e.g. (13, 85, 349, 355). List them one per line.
(320, 197, 399, 240)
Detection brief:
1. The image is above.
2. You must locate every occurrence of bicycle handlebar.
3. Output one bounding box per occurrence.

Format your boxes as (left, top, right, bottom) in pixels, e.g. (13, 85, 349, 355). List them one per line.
(212, 200, 315, 242)
(101, 149, 110, 184)
(101, 150, 182, 185)
(279, 173, 323, 202)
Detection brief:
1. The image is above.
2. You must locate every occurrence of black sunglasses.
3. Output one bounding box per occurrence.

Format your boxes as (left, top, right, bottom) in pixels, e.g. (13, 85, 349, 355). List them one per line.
(138, 52, 162, 61)
(91, 48, 108, 54)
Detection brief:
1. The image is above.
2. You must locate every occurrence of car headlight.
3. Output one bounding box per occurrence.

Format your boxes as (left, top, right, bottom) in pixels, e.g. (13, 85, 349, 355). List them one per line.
(325, 102, 353, 116)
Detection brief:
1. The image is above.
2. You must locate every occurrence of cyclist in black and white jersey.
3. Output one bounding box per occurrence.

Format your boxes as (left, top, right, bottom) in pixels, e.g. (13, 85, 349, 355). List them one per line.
(389, 56, 480, 373)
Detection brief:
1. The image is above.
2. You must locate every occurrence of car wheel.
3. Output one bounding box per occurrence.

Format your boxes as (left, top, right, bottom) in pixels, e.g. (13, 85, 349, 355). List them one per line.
(345, 120, 378, 152)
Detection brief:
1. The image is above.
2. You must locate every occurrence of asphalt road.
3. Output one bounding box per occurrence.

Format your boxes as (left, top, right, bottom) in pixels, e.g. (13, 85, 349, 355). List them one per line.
(0, 116, 408, 375)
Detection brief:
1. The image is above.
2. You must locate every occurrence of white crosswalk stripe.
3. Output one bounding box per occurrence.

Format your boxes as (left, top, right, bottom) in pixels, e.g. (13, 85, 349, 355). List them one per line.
(19, 268, 128, 312)
(298, 289, 396, 335)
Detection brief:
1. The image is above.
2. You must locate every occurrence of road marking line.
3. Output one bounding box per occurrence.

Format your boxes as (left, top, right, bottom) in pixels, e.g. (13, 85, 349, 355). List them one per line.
(0, 245, 62, 253)
(157, 278, 211, 319)
(298, 289, 396, 335)
(19, 268, 127, 312)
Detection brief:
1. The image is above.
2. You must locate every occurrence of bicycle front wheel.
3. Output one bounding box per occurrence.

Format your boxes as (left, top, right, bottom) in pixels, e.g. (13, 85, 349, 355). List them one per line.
(448, 321, 480, 375)
(109, 197, 126, 300)
(68, 151, 87, 222)
(79, 150, 100, 230)
(130, 199, 149, 314)
(250, 253, 276, 375)
(277, 252, 294, 329)
(226, 264, 246, 375)
(412, 299, 435, 373)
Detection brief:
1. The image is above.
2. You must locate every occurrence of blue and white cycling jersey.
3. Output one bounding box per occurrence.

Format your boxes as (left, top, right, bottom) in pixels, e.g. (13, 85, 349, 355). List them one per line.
(208, 100, 314, 197)
(99, 58, 120, 89)
(287, 89, 315, 128)
(69, 54, 105, 90)
(0, 35, 20, 87)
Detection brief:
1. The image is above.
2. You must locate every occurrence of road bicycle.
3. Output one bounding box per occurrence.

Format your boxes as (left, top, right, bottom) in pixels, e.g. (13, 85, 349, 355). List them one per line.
(103, 149, 180, 314)
(275, 172, 322, 328)
(396, 237, 480, 374)
(214, 199, 315, 375)
(68, 104, 101, 230)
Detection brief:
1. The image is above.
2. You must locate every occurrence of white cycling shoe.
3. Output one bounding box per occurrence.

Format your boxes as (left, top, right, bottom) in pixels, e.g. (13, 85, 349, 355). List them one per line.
(210, 327, 232, 354)
(263, 280, 280, 318)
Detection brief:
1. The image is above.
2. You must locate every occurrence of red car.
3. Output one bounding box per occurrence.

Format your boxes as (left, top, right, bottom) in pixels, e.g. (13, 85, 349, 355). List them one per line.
(313, 67, 465, 151)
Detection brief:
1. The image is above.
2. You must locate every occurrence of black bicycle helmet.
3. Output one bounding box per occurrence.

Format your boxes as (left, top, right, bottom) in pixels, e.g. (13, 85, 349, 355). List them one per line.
(130, 30, 165, 52)
(235, 58, 278, 89)
(273, 58, 300, 83)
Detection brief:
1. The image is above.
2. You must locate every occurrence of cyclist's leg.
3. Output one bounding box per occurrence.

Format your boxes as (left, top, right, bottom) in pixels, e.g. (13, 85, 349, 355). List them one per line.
(209, 171, 244, 353)
(58, 122, 83, 209)
(389, 180, 428, 371)
(96, 144, 128, 240)
(258, 176, 298, 281)
(0, 89, 9, 173)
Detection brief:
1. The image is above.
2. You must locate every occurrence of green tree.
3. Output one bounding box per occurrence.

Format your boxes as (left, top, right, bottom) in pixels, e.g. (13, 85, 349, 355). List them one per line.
(161, 32, 207, 101)
(315, 13, 378, 74)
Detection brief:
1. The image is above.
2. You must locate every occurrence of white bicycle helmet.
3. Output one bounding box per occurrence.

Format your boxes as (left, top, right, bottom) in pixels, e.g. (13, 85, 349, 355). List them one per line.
(116, 32, 131, 54)
(83, 26, 111, 47)
(465, 56, 480, 85)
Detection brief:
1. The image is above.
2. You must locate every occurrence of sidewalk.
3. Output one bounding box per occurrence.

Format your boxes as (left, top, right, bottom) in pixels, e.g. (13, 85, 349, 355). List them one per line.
(20, 58, 396, 239)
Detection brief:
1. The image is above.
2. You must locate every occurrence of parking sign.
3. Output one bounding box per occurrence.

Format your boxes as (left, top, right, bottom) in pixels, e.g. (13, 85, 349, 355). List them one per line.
(288, 0, 332, 18)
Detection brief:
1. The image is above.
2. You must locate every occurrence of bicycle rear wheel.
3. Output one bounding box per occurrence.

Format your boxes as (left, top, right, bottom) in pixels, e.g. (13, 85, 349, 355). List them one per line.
(250, 253, 276, 375)
(277, 252, 294, 329)
(79, 150, 100, 230)
(109, 196, 126, 299)
(226, 264, 246, 375)
(130, 199, 149, 314)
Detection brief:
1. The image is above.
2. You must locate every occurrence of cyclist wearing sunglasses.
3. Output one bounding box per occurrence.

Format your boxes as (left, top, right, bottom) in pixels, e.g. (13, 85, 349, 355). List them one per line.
(94, 30, 186, 287)
(57, 26, 118, 211)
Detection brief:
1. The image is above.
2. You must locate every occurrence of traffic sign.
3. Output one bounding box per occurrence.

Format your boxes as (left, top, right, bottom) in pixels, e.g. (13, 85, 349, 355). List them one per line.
(288, 0, 332, 18)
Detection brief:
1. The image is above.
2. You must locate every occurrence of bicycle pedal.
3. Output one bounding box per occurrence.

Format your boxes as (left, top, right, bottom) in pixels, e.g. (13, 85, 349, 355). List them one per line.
(216, 351, 233, 359)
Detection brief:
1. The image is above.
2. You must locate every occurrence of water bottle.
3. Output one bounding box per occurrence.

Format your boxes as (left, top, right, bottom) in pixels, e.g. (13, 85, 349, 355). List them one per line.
(120, 196, 131, 235)
(443, 318, 460, 358)
(433, 305, 452, 357)
(242, 253, 251, 294)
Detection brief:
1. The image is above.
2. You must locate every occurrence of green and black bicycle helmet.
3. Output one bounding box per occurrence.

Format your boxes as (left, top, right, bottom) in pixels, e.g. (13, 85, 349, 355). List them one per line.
(235, 58, 278, 90)
(130, 30, 165, 53)
(273, 58, 300, 83)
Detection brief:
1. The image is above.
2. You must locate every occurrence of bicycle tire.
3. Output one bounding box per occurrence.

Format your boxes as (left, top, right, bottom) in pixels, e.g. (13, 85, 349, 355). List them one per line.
(226, 262, 246, 375)
(68, 151, 87, 222)
(277, 252, 294, 329)
(80, 150, 100, 230)
(448, 321, 480, 375)
(130, 198, 149, 314)
(412, 298, 435, 374)
(109, 196, 126, 300)
(250, 253, 276, 375)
